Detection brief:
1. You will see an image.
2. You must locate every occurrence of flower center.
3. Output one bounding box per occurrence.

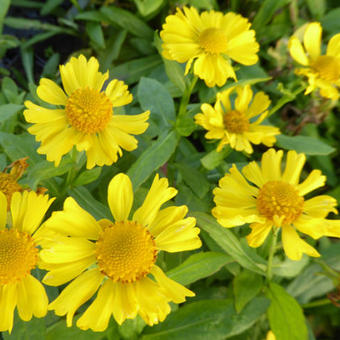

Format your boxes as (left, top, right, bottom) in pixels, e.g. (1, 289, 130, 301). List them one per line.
(0, 173, 22, 207)
(256, 181, 304, 225)
(65, 88, 112, 134)
(95, 221, 157, 283)
(0, 229, 38, 285)
(199, 28, 228, 54)
(312, 55, 340, 83)
(223, 110, 249, 133)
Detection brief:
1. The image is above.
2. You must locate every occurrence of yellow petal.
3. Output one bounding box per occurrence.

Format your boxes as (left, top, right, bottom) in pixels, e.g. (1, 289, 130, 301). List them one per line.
(110, 111, 150, 134)
(17, 275, 48, 321)
(48, 269, 103, 327)
(281, 150, 306, 185)
(10, 191, 55, 235)
(288, 36, 309, 66)
(303, 195, 337, 218)
(304, 22, 322, 61)
(0, 191, 7, 229)
(235, 85, 253, 113)
(281, 224, 320, 261)
(105, 79, 132, 107)
(246, 91, 271, 118)
(323, 219, 340, 238)
(77, 279, 115, 332)
(36, 78, 68, 105)
(24, 101, 66, 124)
(42, 256, 95, 286)
(151, 265, 194, 303)
(242, 161, 265, 187)
(261, 149, 283, 182)
(297, 169, 326, 196)
(0, 284, 17, 333)
(326, 33, 340, 57)
(108, 173, 133, 221)
(246, 222, 273, 247)
(133, 174, 177, 227)
(294, 215, 327, 239)
(112, 281, 137, 325)
(43, 197, 101, 239)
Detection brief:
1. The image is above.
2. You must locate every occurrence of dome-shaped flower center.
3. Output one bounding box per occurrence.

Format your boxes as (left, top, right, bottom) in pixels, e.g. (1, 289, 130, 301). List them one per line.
(223, 110, 249, 133)
(0, 229, 38, 284)
(0, 173, 22, 207)
(95, 221, 157, 283)
(256, 181, 304, 224)
(199, 28, 228, 54)
(65, 88, 112, 134)
(312, 55, 340, 83)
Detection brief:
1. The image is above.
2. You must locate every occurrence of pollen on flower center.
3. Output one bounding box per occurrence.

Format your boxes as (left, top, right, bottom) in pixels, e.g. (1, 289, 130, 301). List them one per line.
(199, 28, 228, 54)
(256, 181, 304, 224)
(0, 229, 38, 285)
(0, 173, 22, 207)
(223, 110, 249, 133)
(65, 87, 112, 134)
(95, 221, 157, 283)
(312, 55, 340, 82)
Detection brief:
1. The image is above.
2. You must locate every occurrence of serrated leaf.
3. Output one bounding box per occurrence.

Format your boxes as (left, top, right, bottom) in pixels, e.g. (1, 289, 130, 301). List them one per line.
(192, 212, 266, 275)
(266, 282, 308, 340)
(127, 130, 178, 190)
(276, 135, 335, 155)
(167, 252, 233, 285)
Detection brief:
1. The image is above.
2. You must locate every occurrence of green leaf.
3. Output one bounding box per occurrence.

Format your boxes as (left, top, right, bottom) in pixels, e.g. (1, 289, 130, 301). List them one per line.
(127, 130, 178, 190)
(21, 47, 34, 84)
(0, 0, 10, 34)
(201, 148, 231, 170)
(75, 11, 108, 22)
(134, 0, 164, 17)
(100, 6, 153, 39)
(142, 297, 269, 339)
(306, 0, 326, 19)
(73, 167, 102, 187)
(40, 0, 64, 15)
(321, 8, 340, 33)
(175, 163, 210, 198)
(137, 77, 175, 130)
(111, 55, 162, 85)
(175, 115, 196, 137)
(0, 104, 23, 123)
(266, 282, 308, 340)
(166, 252, 233, 285)
(192, 212, 266, 275)
(163, 60, 187, 94)
(233, 270, 263, 313)
(86, 22, 105, 49)
(68, 186, 111, 220)
(276, 135, 335, 155)
(273, 255, 309, 278)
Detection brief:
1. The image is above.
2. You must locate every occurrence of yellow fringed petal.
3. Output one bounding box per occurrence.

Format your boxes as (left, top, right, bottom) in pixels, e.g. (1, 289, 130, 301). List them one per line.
(0, 284, 17, 333)
(0, 191, 7, 229)
(246, 222, 273, 247)
(303, 22, 322, 61)
(36, 78, 67, 105)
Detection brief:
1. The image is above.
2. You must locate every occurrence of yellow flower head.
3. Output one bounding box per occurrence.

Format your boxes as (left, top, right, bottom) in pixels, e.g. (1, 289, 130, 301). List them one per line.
(24, 55, 150, 169)
(160, 7, 259, 87)
(195, 85, 280, 153)
(212, 148, 340, 261)
(39, 173, 201, 331)
(0, 190, 54, 332)
(288, 22, 340, 100)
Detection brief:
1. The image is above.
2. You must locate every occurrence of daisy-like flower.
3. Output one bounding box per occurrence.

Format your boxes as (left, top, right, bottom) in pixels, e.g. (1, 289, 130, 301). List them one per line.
(160, 7, 259, 87)
(194, 85, 280, 153)
(212, 148, 340, 261)
(24, 55, 150, 169)
(39, 173, 201, 331)
(0, 190, 54, 332)
(288, 22, 340, 100)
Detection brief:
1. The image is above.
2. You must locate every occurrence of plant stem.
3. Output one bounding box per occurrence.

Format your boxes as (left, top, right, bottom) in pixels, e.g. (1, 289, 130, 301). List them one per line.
(63, 148, 79, 193)
(178, 75, 198, 117)
(302, 298, 332, 309)
(266, 227, 279, 282)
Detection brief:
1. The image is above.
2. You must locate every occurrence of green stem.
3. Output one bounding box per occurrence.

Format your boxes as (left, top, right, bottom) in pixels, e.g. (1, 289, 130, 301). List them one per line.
(63, 148, 79, 193)
(314, 258, 339, 281)
(302, 298, 331, 309)
(178, 75, 198, 117)
(266, 227, 279, 282)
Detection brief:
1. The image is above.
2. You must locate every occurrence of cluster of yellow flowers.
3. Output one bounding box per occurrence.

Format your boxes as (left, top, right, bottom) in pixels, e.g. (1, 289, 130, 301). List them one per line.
(1, 5, 340, 335)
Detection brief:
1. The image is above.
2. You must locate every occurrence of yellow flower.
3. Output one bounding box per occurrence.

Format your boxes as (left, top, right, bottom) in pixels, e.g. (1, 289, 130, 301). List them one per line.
(288, 22, 340, 100)
(24, 55, 150, 169)
(0, 190, 54, 332)
(212, 148, 340, 261)
(39, 173, 201, 331)
(194, 85, 280, 153)
(266, 330, 276, 340)
(160, 7, 259, 87)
